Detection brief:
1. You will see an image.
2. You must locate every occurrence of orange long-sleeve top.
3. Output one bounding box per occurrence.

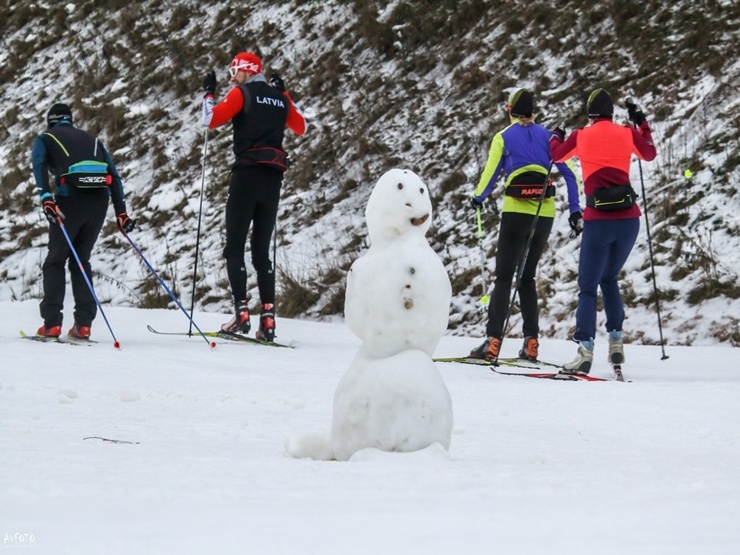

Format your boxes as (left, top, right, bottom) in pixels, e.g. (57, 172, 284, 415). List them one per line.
(550, 118, 656, 220)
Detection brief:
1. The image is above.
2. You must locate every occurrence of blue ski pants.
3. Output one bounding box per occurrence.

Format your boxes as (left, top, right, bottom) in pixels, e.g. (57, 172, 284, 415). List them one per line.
(573, 217, 640, 343)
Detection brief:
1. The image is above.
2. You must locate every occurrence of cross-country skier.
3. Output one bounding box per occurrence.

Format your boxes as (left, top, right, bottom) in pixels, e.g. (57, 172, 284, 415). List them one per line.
(550, 89, 656, 374)
(31, 103, 134, 340)
(469, 88, 581, 362)
(201, 52, 306, 342)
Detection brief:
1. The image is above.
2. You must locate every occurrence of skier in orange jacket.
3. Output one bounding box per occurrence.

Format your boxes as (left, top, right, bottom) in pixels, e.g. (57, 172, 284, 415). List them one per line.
(550, 89, 656, 374)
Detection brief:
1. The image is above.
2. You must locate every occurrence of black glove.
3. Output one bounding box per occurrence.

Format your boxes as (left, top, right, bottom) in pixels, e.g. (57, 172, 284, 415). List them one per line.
(469, 197, 484, 211)
(270, 74, 286, 93)
(625, 99, 646, 126)
(116, 212, 136, 234)
(551, 121, 567, 142)
(568, 211, 583, 237)
(42, 199, 64, 225)
(202, 70, 217, 96)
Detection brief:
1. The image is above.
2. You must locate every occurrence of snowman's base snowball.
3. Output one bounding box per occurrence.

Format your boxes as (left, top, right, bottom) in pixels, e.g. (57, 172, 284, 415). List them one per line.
(347, 442, 451, 463)
(330, 349, 453, 461)
(285, 431, 334, 461)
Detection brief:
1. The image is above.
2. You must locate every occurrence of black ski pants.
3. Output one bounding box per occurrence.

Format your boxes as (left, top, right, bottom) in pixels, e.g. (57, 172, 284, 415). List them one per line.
(486, 212, 553, 339)
(222, 165, 282, 307)
(41, 193, 108, 328)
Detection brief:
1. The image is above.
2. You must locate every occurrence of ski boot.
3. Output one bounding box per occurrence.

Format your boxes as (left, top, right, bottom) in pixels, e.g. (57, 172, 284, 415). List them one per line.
(68, 324, 92, 340)
(518, 336, 539, 362)
(469, 337, 501, 361)
(37, 324, 62, 338)
(608, 331, 625, 381)
(256, 303, 275, 342)
(221, 300, 250, 334)
(561, 340, 594, 375)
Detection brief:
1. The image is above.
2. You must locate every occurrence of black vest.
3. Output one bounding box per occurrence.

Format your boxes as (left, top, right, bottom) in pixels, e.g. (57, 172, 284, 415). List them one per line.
(233, 81, 289, 157)
(42, 125, 106, 176)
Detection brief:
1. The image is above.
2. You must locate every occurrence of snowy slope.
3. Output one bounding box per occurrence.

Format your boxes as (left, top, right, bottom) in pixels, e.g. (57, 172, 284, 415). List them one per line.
(1, 1, 739, 346)
(2, 300, 739, 554)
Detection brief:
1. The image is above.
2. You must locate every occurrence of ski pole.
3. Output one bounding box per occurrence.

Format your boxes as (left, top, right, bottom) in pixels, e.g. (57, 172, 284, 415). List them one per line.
(272, 217, 278, 308)
(636, 156, 669, 360)
(626, 98, 668, 359)
(57, 220, 120, 349)
(124, 232, 216, 349)
(476, 207, 490, 307)
(493, 161, 554, 366)
(188, 128, 209, 336)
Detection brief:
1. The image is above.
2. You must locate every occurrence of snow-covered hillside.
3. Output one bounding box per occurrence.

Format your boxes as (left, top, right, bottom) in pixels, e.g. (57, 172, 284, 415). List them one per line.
(1, 0, 738, 345)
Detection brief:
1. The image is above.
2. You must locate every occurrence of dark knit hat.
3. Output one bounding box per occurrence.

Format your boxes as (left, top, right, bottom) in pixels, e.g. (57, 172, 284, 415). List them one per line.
(507, 88, 534, 118)
(587, 89, 613, 118)
(47, 103, 73, 127)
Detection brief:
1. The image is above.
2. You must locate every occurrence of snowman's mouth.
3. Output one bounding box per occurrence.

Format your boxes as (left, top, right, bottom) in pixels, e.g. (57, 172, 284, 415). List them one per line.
(410, 214, 429, 226)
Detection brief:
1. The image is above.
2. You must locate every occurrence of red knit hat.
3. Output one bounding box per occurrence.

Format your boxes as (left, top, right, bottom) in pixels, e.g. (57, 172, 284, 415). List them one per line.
(230, 52, 263, 77)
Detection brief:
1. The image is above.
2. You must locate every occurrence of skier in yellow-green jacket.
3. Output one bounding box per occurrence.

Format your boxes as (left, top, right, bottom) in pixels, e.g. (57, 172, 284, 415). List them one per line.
(469, 88, 581, 362)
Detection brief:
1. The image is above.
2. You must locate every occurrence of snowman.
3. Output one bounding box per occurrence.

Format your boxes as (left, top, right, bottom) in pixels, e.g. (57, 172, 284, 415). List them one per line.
(331, 168, 453, 460)
(287, 169, 453, 461)
(344, 168, 452, 360)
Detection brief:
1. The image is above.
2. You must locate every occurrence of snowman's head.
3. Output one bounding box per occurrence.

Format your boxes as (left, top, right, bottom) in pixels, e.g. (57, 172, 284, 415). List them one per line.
(365, 169, 433, 245)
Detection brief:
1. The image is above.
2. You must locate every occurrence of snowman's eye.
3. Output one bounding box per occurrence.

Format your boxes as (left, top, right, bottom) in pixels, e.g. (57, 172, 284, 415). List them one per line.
(420, 188, 424, 194)
(397, 182, 403, 190)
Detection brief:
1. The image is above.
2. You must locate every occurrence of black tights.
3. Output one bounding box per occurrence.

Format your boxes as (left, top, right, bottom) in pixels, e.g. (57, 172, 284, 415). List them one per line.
(486, 212, 553, 339)
(222, 166, 282, 306)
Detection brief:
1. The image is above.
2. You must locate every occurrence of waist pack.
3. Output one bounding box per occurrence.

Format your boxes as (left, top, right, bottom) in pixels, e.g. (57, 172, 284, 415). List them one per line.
(236, 147, 290, 173)
(586, 183, 637, 211)
(61, 161, 112, 189)
(505, 173, 554, 199)
(505, 182, 555, 199)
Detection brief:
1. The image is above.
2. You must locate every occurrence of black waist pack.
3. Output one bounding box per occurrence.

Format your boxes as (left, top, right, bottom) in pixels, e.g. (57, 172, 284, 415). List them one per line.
(505, 172, 555, 199)
(586, 184, 637, 211)
(505, 182, 555, 199)
(236, 147, 291, 173)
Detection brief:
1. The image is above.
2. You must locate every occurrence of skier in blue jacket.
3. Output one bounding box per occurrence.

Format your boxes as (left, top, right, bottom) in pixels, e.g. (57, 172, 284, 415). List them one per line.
(469, 88, 582, 362)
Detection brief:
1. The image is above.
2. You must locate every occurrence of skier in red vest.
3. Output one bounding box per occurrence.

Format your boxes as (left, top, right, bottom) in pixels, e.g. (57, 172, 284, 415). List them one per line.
(201, 52, 306, 342)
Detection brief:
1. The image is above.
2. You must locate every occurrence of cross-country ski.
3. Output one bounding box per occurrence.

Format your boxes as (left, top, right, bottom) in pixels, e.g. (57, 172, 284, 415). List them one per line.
(146, 325, 294, 348)
(19, 329, 96, 346)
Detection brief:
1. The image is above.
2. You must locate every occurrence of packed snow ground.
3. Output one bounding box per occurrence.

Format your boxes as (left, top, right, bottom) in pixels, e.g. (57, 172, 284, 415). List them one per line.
(1, 299, 739, 554)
